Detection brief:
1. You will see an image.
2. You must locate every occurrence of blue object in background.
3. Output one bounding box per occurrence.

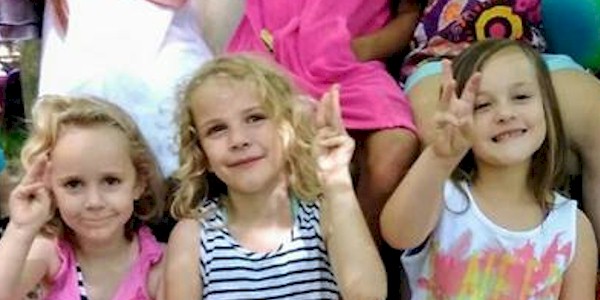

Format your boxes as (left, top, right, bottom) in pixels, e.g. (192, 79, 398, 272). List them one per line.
(543, 0, 600, 72)
(0, 147, 5, 173)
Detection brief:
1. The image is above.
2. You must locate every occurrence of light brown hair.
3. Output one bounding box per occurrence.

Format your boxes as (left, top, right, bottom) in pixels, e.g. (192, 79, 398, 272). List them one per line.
(172, 54, 321, 219)
(451, 39, 567, 212)
(21, 96, 165, 240)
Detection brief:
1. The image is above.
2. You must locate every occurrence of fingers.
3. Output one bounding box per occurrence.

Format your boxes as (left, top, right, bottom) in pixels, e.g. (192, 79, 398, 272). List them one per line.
(13, 182, 47, 201)
(440, 60, 457, 106)
(315, 94, 327, 129)
(317, 135, 353, 149)
(434, 112, 461, 129)
(327, 85, 344, 131)
(440, 77, 456, 107)
(460, 72, 482, 106)
(316, 84, 344, 131)
(43, 160, 53, 188)
(12, 180, 52, 215)
(21, 154, 49, 186)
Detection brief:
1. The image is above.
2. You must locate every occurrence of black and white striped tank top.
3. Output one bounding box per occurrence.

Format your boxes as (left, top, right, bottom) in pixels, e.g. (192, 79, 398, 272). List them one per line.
(199, 198, 340, 300)
(76, 265, 90, 300)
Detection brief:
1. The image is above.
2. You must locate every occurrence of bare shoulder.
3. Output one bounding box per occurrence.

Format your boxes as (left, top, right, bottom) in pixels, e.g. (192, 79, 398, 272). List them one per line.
(164, 219, 203, 298)
(166, 219, 202, 269)
(575, 210, 596, 250)
(169, 219, 201, 247)
(559, 209, 597, 299)
(571, 209, 597, 273)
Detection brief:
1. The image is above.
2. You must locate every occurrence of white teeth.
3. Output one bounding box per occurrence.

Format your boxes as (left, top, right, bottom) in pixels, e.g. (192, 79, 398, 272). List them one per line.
(494, 129, 525, 142)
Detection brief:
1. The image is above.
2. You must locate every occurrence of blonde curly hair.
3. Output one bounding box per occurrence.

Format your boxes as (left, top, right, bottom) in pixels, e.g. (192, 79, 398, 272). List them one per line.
(20, 95, 165, 240)
(172, 54, 321, 219)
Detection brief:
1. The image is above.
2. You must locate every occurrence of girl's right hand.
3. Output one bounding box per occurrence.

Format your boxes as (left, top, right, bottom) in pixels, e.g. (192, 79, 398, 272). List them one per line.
(8, 156, 53, 234)
(431, 60, 481, 160)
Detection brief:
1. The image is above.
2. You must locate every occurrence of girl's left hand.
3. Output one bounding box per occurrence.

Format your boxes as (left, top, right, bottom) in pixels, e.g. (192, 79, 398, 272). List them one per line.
(314, 85, 355, 185)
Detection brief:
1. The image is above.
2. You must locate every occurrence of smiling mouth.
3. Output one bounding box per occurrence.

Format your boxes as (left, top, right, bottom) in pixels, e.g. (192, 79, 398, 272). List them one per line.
(229, 156, 263, 167)
(82, 216, 112, 224)
(492, 129, 527, 143)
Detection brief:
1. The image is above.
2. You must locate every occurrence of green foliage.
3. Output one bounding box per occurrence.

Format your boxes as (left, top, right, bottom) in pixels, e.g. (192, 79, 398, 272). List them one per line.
(0, 128, 27, 166)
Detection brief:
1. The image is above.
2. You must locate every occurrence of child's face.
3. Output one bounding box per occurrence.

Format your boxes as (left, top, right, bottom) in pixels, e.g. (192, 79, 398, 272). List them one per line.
(469, 48, 547, 168)
(190, 77, 286, 196)
(49, 125, 144, 243)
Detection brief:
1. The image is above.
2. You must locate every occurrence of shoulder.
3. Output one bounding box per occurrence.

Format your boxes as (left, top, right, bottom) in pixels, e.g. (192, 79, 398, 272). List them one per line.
(575, 209, 596, 250)
(164, 219, 202, 298)
(167, 219, 201, 256)
(170, 218, 201, 241)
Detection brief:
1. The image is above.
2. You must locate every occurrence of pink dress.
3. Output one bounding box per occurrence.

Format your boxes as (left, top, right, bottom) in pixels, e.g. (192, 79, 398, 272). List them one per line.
(227, 0, 415, 131)
(43, 226, 163, 300)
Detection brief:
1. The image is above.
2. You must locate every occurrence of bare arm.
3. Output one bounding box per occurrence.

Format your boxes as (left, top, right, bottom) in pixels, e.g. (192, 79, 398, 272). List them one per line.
(380, 61, 481, 249)
(164, 219, 202, 300)
(0, 157, 55, 299)
(559, 210, 597, 299)
(316, 87, 386, 299)
(321, 178, 387, 299)
(351, 0, 420, 61)
(198, 0, 245, 54)
(380, 148, 458, 249)
(0, 225, 55, 300)
(550, 69, 600, 248)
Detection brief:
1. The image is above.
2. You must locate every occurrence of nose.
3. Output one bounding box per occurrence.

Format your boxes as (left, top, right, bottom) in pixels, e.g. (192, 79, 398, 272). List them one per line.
(228, 125, 251, 151)
(495, 102, 516, 123)
(84, 186, 105, 210)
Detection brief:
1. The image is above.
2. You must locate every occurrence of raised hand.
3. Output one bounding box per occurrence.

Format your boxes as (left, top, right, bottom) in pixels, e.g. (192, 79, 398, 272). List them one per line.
(8, 155, 53, 234)
(314, 85, 355, 186)
(431, 60, 481, 160)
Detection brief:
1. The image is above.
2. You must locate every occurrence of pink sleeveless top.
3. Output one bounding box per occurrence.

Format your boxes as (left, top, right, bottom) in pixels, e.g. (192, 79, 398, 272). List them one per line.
(43, 226, 163, 300)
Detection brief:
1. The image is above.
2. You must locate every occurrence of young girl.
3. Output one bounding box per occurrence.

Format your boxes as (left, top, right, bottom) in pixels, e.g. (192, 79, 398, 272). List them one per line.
(380, 40, 598, 299)
(221, 0, 421, 246)
(164, 55, 386, 299)
(393, 0, 600, 245)
(0, 96, 166, 300)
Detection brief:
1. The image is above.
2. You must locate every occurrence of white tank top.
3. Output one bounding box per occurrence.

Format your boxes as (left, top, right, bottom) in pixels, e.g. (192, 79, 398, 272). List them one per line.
(402, 181, 577, 299)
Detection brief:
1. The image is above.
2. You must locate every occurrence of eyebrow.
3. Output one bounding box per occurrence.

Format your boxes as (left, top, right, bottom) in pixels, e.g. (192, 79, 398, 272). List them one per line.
(198, 105, 264, 129)
(478, 81, 534, 96)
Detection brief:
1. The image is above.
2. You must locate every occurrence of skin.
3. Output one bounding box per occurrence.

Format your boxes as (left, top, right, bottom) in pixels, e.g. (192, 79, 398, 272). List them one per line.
(381, 52, 597, 299)
(165, 82, 386, 299)
(0, 125, 164, 300)
(408, 59, 600, 247)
